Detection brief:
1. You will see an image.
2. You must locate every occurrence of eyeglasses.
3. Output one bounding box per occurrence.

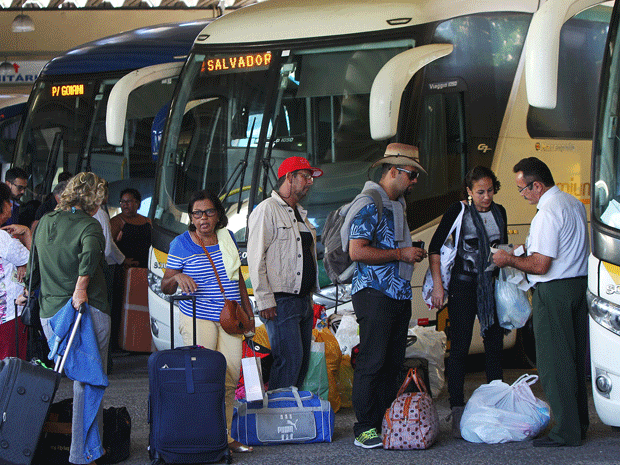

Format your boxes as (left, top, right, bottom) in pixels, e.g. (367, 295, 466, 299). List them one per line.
(191, 209, 217, 219)
(395, 167, 420, 180)
(10, 181, 27, 192)
(518, 181, 534, 194)
(294, 172, 313, 181)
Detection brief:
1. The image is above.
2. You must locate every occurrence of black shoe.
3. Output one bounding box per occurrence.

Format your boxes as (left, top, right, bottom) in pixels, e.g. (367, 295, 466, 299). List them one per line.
(533, 436, 564, 447)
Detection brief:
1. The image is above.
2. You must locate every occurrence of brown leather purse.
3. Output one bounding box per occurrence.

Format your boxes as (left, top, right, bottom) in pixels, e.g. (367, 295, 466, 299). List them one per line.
(200, 241, 252, 335)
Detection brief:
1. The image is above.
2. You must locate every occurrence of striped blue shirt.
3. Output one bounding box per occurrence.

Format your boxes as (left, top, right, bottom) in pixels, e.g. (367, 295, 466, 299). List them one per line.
(167, 230, 242, 321)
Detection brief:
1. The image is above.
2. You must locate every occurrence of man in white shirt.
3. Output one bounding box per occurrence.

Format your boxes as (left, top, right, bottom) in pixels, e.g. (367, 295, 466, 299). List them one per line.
(493, 157, 589, 447)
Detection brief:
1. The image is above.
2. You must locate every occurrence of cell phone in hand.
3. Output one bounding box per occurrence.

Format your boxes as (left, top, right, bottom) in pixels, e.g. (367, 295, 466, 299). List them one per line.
(412, 241, 425, 249)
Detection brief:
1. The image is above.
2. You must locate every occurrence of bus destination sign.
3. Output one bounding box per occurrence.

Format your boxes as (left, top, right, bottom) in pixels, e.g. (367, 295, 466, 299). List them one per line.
(51, 84, 85, 97)
(202, 52, 272, 75)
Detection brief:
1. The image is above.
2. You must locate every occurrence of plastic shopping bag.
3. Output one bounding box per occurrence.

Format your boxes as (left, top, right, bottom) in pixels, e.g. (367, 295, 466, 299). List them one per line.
(495, 268, 532, 330)
(460, 374, 550, 444)
(405, 326, 447, 396)
(301, 341, 329, 402)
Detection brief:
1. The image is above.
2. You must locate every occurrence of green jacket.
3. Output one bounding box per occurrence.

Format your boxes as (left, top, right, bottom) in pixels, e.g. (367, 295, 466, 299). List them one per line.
(27, 209, 108, 319)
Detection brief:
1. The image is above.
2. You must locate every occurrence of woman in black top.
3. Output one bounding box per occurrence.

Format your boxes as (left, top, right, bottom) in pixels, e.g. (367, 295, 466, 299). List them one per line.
(428, 166, 508, 439)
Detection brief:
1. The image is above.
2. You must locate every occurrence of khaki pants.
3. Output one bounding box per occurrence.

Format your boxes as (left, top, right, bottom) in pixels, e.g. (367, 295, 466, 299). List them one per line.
(179, 313, 243, 443)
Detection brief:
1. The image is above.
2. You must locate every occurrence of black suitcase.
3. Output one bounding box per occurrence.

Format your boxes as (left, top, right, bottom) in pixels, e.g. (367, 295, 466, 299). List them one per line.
(0, 303, 85, 465)
(148, 295, 232, 464)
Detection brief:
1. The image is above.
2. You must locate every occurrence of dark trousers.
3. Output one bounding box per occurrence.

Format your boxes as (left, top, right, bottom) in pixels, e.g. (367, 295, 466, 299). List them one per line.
(447, 276, 504, 408)
(533, 277, 589, 445)
(351, 287, 411, 437)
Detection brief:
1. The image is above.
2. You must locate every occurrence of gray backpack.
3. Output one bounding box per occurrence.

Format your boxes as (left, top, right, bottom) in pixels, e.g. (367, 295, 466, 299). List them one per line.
(322, 189, 383, 284)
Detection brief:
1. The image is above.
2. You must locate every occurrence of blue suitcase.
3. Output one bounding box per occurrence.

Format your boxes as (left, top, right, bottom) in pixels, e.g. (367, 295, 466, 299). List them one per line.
(148, 295, 232, 464)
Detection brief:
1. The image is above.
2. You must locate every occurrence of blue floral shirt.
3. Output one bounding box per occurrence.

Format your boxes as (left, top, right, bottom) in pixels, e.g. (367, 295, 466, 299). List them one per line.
(349, 203, 412, 300)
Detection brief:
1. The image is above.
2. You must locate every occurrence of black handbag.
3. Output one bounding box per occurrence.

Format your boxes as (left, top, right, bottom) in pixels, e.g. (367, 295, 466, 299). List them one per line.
(20, 228, 40, 327)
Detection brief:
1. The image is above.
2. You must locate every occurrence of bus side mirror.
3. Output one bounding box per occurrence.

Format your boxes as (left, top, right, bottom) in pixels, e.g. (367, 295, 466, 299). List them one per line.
(525, 0, 606, 109)
(369, 43, 453, 141)
(107, 62, 184, 146)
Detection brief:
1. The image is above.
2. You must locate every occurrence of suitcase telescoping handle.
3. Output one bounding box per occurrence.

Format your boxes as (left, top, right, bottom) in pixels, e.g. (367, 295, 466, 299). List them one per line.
(169, 295, 197, 349)
(55, 303, 86, 374)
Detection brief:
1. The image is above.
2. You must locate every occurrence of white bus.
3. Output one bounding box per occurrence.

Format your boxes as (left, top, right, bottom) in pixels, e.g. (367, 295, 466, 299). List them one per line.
(147, 0, 611, 352)
(584, 0, 620, 427)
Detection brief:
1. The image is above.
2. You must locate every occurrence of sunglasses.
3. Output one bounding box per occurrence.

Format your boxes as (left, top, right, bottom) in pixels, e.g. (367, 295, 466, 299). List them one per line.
(395, 167, 420, 180)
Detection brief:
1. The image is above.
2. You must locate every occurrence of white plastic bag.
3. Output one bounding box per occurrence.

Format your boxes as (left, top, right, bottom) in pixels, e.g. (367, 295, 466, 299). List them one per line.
(334, 313, 359, 356)
(460, 374, 550, 444)
(405, 326, 447, 396)
(421, 203, 465, 308)
(495, 268, 532, 330)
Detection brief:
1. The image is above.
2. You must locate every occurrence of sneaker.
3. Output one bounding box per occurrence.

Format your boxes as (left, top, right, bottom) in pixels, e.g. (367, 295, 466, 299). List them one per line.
(354, 428, 383, 449)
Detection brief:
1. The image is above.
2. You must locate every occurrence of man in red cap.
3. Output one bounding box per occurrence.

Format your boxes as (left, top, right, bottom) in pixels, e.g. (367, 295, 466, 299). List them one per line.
(247, 156, 323, 390)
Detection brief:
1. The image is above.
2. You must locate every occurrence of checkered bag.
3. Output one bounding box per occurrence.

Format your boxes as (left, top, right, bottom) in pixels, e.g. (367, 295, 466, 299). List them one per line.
(382, 368, 439, 450)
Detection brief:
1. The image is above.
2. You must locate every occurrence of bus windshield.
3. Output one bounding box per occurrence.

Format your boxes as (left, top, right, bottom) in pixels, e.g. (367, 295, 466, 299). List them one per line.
(154, 41, 415, 243)
(14, 75, 177, 209)
(592, 4, 620, 234)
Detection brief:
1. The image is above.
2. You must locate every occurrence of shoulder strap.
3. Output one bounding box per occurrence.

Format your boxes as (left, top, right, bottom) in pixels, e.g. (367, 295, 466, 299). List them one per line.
(195, 234, 226, 298)
(360, 189, 383, 245)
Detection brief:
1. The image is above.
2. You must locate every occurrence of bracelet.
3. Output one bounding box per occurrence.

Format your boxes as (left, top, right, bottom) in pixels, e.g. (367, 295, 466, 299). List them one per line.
(75, 288, 87, 291)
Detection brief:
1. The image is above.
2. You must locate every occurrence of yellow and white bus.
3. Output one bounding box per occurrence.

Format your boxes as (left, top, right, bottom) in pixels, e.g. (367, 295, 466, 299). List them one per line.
(584, 0, 620, 427)
(148, 0, 611, 353)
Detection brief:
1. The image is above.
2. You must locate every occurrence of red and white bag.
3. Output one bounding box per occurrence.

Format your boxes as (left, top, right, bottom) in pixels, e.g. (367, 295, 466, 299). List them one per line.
(382, 368, 439, 450)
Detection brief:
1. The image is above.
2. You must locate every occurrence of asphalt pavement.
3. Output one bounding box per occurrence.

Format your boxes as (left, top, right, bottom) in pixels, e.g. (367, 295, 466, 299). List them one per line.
(53, 352, 620, 465)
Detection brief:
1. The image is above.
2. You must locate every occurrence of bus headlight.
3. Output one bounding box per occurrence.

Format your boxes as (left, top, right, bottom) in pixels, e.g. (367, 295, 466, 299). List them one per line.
(587, 289, 620, 336)
(314, 284, 352, 310)
(594, 368, 612, 399)
(148, 270, 181, 302)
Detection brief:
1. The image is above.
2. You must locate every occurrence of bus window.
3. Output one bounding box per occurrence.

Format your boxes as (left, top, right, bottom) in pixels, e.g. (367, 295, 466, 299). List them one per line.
(527, 10, 609, 139)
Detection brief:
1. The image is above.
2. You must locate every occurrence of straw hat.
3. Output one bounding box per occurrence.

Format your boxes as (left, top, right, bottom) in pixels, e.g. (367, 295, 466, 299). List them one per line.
(370, 143, 427, 174)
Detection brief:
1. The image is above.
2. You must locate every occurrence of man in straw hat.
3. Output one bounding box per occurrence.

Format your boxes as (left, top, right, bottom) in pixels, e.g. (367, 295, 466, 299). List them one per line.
(340, 143, 427, 448)
(247, 156, 323, 391)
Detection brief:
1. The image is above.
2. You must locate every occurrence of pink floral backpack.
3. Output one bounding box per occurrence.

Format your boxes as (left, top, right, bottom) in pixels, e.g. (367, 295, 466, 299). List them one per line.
(382, 368, 439, 449)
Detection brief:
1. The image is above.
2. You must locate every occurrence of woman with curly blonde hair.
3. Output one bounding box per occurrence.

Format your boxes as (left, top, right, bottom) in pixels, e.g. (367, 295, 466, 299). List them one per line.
(26, 171, 110, 465)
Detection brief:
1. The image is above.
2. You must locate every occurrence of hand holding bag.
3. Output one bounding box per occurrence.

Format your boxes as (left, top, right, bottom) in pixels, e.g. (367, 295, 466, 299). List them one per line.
(422, 202, 466, 308)
(495, 267, 532, 330)
(198, 239, 253, 335)
(382, 368, 439, 450)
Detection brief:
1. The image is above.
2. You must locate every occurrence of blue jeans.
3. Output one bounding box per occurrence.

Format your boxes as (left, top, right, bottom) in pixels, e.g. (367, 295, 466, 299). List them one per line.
(260, 294, 313, 390)
(42, 306, 110, 464)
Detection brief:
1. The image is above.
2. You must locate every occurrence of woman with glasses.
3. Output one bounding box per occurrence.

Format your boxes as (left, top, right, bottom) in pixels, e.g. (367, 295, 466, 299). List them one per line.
(427, 165, 508, 439)
(160, 189, 255, 454)
(110, 188, 151, 268)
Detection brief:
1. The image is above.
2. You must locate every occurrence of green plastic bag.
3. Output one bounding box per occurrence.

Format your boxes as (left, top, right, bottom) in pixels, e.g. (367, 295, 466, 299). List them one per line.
(301, 341, 329, 401)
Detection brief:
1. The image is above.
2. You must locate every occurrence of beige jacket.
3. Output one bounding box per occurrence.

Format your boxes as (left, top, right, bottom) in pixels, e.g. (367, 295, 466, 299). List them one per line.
(247, 190, 319, 310)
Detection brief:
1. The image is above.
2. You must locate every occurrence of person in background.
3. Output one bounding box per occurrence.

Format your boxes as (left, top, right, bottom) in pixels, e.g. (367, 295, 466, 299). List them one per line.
(31, 180, 69, 233)
(110, 188, 151, 268)
(493, 157, 589, 447)
(247, 156, 322, 392)
(341, 143, 427, 449)
(0, 183, 31, 359)
(3, 167, 28, 227)
(93, 184, 133, 364)
(161, 189, 254, 454)
(25, 172, 109, 465)
(428, 165, 508, 438)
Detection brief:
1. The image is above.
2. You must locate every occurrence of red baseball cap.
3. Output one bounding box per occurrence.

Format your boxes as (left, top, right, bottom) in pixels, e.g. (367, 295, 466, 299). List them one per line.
(277, 156, 323, 179)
